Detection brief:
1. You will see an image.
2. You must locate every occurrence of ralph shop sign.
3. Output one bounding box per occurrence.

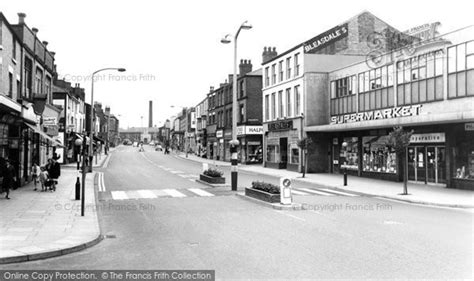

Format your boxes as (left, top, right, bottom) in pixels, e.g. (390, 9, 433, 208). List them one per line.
(330, 105, 422, 125)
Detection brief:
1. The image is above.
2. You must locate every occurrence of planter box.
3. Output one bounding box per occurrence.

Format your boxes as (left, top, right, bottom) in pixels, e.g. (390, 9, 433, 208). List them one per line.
(200, 174, 225, 184)
(245, 187, 280, 203)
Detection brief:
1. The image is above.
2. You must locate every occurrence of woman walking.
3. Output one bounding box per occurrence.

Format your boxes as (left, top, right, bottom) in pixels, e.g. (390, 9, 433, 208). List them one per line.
(2, 160, 16, 199)
(48, 156, 61, 191)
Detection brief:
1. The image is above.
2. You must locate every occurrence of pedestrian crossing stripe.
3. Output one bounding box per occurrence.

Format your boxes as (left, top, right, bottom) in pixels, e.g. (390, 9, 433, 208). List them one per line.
(318, 188, 358, 197)
(296, 187, 335, 196)
(290, 189, 310, 196)
(163, 189, 186, 197)
(188, 188, 214, 197)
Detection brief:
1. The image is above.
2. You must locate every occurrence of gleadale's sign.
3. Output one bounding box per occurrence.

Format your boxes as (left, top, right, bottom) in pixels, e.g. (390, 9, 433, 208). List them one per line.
(304, 23, 349, 54)
(330, 105, 422, 124)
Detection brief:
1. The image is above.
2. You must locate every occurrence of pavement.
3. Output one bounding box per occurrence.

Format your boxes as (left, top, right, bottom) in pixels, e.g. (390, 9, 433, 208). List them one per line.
(177, 152, 474, 209)
(0, 153, 110, 264)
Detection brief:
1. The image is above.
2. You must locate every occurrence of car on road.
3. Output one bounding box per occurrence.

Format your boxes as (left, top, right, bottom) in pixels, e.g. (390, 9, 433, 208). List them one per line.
(132, 141, 139, 147)
(155, 144, 163, 151)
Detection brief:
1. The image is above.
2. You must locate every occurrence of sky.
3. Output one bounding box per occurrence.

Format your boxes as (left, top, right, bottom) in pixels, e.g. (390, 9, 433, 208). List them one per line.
(1, 0, 472, 128)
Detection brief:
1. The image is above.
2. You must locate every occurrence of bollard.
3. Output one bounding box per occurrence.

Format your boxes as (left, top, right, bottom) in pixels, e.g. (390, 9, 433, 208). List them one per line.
(75, 176, 81, 200)
(343, 168, 348, 186)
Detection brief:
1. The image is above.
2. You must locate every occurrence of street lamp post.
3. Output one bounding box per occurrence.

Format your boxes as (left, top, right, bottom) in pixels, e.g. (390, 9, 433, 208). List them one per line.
(81, 67, 125, 217)
(89, 68, 126, 171)
(221, 20, 252, 191)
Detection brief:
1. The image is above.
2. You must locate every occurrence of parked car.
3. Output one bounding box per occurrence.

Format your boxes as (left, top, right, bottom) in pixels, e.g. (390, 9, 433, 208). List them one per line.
(132, 141, 139, 147)
(155, 144, 163, 151)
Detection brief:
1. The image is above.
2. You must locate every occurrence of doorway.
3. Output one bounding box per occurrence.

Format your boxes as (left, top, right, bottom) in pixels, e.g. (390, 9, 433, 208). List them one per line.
(279, 138, 288, 169)
(408, 145, 446, 184)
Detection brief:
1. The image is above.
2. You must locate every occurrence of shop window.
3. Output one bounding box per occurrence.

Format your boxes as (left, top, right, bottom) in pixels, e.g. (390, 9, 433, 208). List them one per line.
(362, 136, 397, 173)
(341, 137, 358, 170)
(266, 145, 279, 162)
(289, 144, 299, 164)
(453, 135, 474, 180)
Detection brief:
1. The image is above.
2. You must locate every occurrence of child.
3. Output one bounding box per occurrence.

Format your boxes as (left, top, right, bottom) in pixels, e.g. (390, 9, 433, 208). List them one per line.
(31, 163, 40, 191)
(39, 166, 49, 192)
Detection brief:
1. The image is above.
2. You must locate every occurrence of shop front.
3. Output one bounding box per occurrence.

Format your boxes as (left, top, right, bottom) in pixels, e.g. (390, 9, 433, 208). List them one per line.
(263, 118, 303, 172)
(237, 125, 263, 164)
(326, 124, 473, 190)
(223, 130, 232, 162)
(216, 129, 224, 161)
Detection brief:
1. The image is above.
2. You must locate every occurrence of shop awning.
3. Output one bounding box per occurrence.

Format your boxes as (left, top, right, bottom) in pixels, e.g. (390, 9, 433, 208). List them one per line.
(25, 123, 64, 147)
(75, 133, 95, 145)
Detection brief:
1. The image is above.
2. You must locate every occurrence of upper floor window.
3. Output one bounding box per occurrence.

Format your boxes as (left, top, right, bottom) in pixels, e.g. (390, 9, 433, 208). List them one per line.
(294, 53, 300, 77)
(271, 64, 276, 84)
(286, 57, 292, 79)
(35, 67, 43, 95)
(278, 61, 283, 82)
(265, 67, 270, 87)
(332, 76, 356, 98)
(271, 93, 276, 120)
(278, 90, 283, 118)
(294, 86, 300, 115)
(265, 95, 269, 121)
(286, 88, 292, 117)
(239, 80, 244, 98)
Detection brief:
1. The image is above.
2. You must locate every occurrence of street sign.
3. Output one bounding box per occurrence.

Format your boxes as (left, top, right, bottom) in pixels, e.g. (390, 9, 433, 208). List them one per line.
(280, 177, 292, 205)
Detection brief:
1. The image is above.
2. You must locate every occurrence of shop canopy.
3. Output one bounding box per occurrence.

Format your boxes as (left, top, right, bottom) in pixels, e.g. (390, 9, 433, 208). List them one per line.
(25, 123, 64, 147)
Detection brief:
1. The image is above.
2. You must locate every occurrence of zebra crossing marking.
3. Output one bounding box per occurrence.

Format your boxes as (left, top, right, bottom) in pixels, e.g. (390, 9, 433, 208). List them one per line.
(188, 188, 214, 197)
(137, 190, 157, 199)
(290, 189, 310, 196)
(163, 189, 186, 197)
(318, 188, 358, 197)
(111, 191, 128, 200)
(296, 187, 335, 196)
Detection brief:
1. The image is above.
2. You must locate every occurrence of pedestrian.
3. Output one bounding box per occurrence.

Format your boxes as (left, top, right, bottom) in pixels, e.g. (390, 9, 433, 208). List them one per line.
(39, 166, 49, 192)
(2, 160, 16, 199)
(31, 162, 40, 191)
(48, 156, 61, 192)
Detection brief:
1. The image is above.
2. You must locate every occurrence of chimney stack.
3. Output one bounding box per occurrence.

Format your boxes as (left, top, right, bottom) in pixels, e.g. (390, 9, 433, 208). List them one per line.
(149, 100, 153, 128)
(18, 13, 26, 25)
(239, 59, 253, 76)
(32, 27, 39, 35)
(209, 86, 214, 92)
(262, 46, 278, 64)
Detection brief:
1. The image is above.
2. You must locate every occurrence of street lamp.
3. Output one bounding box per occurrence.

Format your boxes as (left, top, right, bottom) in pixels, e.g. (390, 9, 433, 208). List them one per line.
(89, 68, 126, 170)
(82, 67, 125, 217)
(220, 20, 252, 191)
(342, 141, 348, 186)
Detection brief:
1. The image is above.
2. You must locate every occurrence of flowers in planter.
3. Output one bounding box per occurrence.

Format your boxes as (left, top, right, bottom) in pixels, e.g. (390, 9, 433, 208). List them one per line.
(251, 181, 280, 194)
(203, 168, 224, 178)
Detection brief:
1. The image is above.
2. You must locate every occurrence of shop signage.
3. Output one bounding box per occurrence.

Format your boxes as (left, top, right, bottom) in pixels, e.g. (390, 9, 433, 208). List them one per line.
(304, 23, 349, 54)
(465, 123, 474, 131)
(410, 133, 445, 143)
(43, 117, 57, 126)
(330, 105, 423, 125)
(216, 130, 223, 138)
(247, 141, 261, 146)
(224, 131, 232, 138)
(268, 120, 293, 131)
(237, 126, 263, 136)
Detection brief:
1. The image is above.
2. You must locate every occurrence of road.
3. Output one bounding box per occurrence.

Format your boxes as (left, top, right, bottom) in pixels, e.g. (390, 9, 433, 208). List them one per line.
(2, 145, 472, 280)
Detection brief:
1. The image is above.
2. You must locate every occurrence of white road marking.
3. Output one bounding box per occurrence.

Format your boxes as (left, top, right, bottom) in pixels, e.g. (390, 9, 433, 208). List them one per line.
(274, 210, 306, 222)
(180, 174, 197, 178)
(296, 187, 335, 196)
(137, 190, 157, 199)
(100, 172, 106, 192)
(383, 220, 402, 225)
(170, 170, 184, 174)
(103, 154, 112, 168)
(290, 189, 309, 196)
(163, 189, 187, 198)
(111, 191, 128, 200)
(188, 188, 214, 197)
(319, 188, 358, 197)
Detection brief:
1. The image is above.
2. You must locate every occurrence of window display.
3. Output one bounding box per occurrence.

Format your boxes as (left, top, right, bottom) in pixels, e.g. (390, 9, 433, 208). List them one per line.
(362, 136, 397, 173)
(266, 145, 279, 162)
(289, 143, 299, 164)
(340, 137, 358, 170)
(453, 138, 474, 180)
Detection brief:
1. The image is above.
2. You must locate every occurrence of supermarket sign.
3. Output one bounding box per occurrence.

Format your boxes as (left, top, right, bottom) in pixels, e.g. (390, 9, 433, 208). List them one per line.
(330, 105, 422, 125)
